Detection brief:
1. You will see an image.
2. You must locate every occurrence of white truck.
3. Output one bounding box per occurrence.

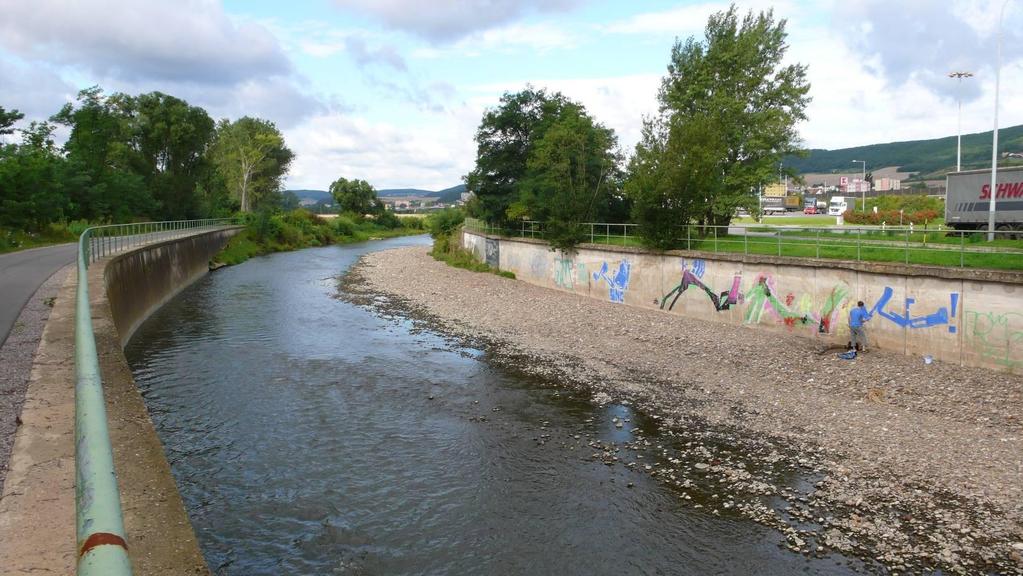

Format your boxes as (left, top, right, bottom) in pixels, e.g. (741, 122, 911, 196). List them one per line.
(945, 167, 1023, 232)
(827, 196, 849, 216)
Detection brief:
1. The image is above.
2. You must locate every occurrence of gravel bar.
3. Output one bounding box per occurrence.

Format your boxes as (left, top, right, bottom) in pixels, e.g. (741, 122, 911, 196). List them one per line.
(345, 246, 1023, 575)
(0, 265, 72, 489)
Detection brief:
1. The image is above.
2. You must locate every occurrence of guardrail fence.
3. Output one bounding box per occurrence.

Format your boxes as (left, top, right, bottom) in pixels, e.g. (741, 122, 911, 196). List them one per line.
(75, 219, 233, 575)
(463, 218, 1023, 271)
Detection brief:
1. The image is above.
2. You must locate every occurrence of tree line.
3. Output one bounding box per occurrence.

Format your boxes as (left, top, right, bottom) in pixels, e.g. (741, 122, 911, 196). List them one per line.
(464, 5, 810, 250)
(0, 86, 292, 234)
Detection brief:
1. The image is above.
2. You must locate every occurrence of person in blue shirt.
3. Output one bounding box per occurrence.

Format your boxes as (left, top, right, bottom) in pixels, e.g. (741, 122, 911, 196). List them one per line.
(848, 301, 871, 352)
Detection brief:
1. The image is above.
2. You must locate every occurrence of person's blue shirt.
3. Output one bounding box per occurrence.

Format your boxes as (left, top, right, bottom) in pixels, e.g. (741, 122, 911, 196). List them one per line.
(849, 307, 870, 328)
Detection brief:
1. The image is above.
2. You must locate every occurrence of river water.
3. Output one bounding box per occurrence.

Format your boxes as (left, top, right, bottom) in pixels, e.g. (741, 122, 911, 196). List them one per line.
(126, 236, 871, 575)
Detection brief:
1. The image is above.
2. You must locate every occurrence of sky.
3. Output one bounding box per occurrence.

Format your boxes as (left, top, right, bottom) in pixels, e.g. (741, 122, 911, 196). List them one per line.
(1, 0, 1021, 191)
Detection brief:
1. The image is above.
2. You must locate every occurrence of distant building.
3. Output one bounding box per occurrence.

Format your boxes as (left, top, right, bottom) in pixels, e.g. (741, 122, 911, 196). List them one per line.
(875, 177, 901, 192)
(763, 182, 787, 197)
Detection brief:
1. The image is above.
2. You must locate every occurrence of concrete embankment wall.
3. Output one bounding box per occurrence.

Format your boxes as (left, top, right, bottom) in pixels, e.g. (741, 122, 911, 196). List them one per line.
(96, 228, 239, 574)
(463, 230, 1023, 374)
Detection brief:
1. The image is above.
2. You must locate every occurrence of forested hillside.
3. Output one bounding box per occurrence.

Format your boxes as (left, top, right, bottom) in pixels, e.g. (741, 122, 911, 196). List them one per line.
(785, 124, 1023, 175)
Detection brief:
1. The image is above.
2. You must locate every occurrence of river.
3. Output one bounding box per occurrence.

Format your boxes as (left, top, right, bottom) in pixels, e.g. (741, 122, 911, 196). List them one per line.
(125, 236, 873, 575)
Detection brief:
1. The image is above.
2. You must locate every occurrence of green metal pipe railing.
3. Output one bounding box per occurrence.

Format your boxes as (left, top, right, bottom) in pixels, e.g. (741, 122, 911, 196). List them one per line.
(74, 218, 233, 575)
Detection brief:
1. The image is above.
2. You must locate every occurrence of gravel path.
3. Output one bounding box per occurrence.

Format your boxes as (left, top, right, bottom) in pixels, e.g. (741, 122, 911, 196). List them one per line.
(346, 246, 1023, 575)
(0, 265, 72, 489)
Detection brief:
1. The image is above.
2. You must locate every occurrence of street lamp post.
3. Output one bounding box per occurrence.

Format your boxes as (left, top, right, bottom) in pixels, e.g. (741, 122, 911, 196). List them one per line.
(989, 0, 1011, 241)
(852, 160, 866, 211)
(948, 71, 973, 172)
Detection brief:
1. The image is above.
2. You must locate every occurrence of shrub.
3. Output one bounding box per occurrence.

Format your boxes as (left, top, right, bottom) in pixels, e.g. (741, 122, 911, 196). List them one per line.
(333, 215, 357, 237)
(426, 208, 465, 239)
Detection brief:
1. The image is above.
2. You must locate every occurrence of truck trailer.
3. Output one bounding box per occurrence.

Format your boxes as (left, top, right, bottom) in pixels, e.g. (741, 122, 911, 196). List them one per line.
(945, 167, 1023, 232)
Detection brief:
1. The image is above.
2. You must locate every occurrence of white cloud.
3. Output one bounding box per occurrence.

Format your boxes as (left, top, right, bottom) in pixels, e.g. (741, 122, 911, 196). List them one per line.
(0, 58, 76, 122)
(284, 106, 481, 190)
(331, 0, 580, 43)
(605, 0, 799, 36)
(790, 11, 1023, 151)
(468, 75, 661, 155)
(0, 0, 291, 84)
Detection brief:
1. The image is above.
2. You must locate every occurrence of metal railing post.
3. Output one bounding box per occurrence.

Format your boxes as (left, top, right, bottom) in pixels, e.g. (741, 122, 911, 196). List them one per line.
(744, 228, 748, 255)
(856, 227, 861, 261)
(777, 229, 781, 256)
(686, 225, 691, 251)
(960, 232, 965, 267)
(816, 228, 821, 259)
(905, 228, 910, 264)
(714, 226, 718, 253)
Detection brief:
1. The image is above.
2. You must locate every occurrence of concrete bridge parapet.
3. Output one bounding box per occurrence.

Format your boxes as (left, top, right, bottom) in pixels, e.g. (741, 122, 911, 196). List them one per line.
(0, 226, 240, 575)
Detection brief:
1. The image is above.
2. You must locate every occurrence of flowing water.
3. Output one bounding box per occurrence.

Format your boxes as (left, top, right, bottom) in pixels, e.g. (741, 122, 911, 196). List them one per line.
(126, 236, 871, 575)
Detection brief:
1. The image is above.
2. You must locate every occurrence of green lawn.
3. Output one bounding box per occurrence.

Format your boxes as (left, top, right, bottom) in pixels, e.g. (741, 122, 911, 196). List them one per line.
(732, 214, 838, 226)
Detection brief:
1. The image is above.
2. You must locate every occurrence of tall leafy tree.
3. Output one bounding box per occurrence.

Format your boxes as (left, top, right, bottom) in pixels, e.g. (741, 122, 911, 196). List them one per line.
(210, 117, 293, 212)
(464, 88, 576, 226)
(0, 121, 69, 230)
(628, 4, 810, 242)
(520, 106, 621, 249)
(465, 87, 624, 248)
(129, 92, 216, 219)
(52, 87, 153, 221)
(329, 177, 379, 215)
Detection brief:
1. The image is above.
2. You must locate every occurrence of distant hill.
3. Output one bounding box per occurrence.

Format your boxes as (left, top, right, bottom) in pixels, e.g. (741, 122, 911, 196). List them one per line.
(436, 183, 467, 203)
(287, 184, 466, 204)
(785, 124, 1023, 177)
(287, 189, 332, 203)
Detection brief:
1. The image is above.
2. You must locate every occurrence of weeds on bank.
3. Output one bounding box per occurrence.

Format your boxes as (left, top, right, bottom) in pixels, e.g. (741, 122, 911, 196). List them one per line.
(0, 220, 96, 253)
(427, 217, 515, 279)
(215, 209, 425, 266)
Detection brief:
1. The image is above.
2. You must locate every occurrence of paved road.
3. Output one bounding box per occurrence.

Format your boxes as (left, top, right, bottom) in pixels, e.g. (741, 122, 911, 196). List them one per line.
(0, 244, 76, 346)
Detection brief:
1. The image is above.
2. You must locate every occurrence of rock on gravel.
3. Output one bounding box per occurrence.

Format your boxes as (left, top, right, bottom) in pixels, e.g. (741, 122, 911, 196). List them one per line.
(345, 246, 1023, 575)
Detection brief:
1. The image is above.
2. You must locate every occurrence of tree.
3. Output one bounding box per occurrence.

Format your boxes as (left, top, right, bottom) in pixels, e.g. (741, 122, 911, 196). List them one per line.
(210, 117, 293, 212)
(52, 87, 154, 221)
(519, 105, 621, 249)
(329, 177, 378, 215)
(0, 121, 69, 230)
(465, 87, 625, 248)
(627, 4, 810, 242)
(464, 87, 577, 226)
(0, 106, 24, 136)
(129, 92, 216, 219)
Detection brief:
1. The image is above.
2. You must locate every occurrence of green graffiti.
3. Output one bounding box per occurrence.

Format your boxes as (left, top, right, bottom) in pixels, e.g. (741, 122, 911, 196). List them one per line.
(818, 285, 850, 334)
(964, 310, 1023, 369)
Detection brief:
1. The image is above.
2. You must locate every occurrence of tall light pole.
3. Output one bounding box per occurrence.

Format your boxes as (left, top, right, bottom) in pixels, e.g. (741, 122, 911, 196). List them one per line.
(989, 0, 1011, 241)
(852, 160, 866, 211)
(948, 71, 973, 172)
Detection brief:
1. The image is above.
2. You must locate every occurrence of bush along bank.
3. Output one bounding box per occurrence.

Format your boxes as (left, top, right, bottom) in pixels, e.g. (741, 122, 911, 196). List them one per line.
(215, 209, 425, 266)
(426, 208, 514, 278)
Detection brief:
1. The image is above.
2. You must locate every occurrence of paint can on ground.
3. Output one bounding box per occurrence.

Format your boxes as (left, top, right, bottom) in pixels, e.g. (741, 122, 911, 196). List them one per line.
(923, 355, 933, 365)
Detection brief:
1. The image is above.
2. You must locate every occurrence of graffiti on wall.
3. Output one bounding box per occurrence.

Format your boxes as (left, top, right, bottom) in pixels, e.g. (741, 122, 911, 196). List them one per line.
(659, 259, 742, 311)
(485, 238, 500, 268)
(554, 257, 589, 290)
(866, 287, 960, 333)
(742, 275, 851, 334)
(964, 310, 1023, 369)
(593, 260, 631, 303)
